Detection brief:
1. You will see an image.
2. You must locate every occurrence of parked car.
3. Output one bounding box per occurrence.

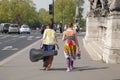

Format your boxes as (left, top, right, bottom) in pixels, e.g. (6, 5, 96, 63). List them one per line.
(0, 23, 10, 33)
(19, 24, 31, 34)
(8, 24, 20, 34)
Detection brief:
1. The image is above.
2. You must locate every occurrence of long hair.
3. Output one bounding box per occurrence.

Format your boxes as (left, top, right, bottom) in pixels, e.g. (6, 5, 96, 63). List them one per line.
(48, 21, 54, 29)
(68, 22, 73, 28)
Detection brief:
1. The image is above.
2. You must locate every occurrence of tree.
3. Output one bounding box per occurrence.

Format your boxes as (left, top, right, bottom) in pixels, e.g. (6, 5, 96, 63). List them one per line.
(0, 0, 10, 22)
(54, 0, 75, 23)
(38, 8, 51, 24)
(54, 0, 84, 24)
(0, 0, 39, 28)
(73, 0, 84, 7)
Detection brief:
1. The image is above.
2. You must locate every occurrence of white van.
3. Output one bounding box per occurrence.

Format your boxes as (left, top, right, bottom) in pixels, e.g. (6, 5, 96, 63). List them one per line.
(8, 24, 20, 34)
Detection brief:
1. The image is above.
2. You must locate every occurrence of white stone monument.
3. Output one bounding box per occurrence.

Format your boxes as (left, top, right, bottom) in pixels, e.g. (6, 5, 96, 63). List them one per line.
(84, 0, 120, 63)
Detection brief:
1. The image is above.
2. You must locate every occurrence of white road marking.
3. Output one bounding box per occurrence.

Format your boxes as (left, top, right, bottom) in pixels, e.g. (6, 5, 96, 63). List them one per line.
(36, 36, 41, 39)
(27, 36, 34, 40)
(2, 46, 18, 50)
(0, 35, 10, 39)
(28, 36, 34, 38)
(19, 36, 26, 38)
(2, 46, 13, 50)
(11, 48, 18, 50)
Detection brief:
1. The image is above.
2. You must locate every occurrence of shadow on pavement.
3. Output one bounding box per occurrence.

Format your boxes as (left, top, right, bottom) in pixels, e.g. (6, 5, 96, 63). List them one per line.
(40, 66, 109, 72)
(73, 66, 109, 71)
(40, 68, 66, 71)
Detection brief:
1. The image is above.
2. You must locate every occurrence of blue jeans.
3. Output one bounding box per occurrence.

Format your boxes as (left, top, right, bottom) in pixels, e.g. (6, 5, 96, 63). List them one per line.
(41, 44, 55, 51)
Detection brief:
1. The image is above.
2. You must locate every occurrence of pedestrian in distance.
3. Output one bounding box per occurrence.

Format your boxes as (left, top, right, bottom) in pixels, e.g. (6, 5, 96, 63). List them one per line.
(73, 19, 80, 33)
(40, 22, 59, 71)
(62, 22, 81, 72)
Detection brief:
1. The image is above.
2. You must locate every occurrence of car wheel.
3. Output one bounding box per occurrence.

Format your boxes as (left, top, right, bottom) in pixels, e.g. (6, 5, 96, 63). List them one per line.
(8, 32, 11, 34)
(27, 32, 30, 34)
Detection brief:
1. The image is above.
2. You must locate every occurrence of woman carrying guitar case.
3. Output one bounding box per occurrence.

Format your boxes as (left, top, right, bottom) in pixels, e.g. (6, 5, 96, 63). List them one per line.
(30, 21, 59, 71)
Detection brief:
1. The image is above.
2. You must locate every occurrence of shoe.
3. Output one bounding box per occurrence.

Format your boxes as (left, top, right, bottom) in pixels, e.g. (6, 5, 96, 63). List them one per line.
(45, 68, 49, 71)
(43, 67, 46, 70)
(78, 56, 81, 59)
(70, 66, 73, 70)
(77, 54, 81, 59)
(67, 68, 70, 72)
(43, 67, 49, 71)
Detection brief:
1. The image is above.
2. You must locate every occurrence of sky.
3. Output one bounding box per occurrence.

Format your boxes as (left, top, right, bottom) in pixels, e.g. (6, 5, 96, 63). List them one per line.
(33, 0, 52, 11)
(82, 0, 89, 18)
(33, 0, 89, 18)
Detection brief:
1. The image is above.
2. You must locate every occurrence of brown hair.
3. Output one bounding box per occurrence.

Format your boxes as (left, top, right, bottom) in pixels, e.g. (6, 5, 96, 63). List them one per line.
(48, 22, 54, 29)
(68, 22, 73, 28)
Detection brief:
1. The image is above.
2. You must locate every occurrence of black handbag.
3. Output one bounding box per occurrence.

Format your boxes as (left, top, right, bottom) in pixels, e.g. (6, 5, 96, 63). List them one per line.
(29, 48, 58, 62)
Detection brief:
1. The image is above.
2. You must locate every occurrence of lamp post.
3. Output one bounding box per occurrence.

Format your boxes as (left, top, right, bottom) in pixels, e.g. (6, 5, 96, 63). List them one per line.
(52, 0, 54, 23)
(74, 0, 82, 22)
(50, 0, 54, 25)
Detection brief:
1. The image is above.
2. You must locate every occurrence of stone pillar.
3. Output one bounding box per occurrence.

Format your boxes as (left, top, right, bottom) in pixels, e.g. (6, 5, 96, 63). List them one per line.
(103, 12, 120, 63)
(84, 17, 98, 42)
(83, 17, 107, 61)
(102, 0, 120, 64)
(75, 6, 79, 18)
(84, 17, 107, 42)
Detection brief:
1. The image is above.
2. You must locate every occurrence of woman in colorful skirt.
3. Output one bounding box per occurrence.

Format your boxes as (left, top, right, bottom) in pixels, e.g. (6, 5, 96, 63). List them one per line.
(62, 22, 80, 72)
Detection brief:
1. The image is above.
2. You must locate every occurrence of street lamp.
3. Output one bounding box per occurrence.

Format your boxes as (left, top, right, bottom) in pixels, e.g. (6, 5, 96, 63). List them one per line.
(52, 0, 54, 23)
(49, 0, 54, 23)
(74, 0, 83, 22)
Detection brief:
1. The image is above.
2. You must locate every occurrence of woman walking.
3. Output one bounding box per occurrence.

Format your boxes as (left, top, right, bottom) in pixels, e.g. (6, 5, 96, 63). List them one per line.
(41, 22, 59, 71)
(62, 22, 80, 72)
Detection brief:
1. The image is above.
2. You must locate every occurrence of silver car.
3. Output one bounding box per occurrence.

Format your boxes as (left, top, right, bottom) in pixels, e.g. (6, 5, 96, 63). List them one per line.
(0, 23, 10, 33)
(8, 24, 20, 34)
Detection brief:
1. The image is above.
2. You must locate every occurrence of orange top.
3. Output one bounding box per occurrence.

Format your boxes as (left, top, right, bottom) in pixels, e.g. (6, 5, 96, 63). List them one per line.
(63, 29, 76, 36)
(63, 29, 77, 46)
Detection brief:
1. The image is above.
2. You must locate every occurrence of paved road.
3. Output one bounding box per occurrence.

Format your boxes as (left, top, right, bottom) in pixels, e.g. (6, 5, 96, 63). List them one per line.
(0, 31, 42, 61)
(0, 32, 120, 80)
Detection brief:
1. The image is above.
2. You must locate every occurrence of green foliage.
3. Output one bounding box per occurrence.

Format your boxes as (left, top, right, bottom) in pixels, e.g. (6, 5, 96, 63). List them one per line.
(54, 0, 84, 24)
(54, 0, 76, 23)
(79, 18, 86, 28)
(38, 8, 51, 24)
(0, 0, 39, 28)
(0, 0, 10, 22)
(0, 0, 85, 29)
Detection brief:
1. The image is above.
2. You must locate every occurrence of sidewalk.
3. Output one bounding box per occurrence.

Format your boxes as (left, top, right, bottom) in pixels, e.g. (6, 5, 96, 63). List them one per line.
(0, 33, 120, 80)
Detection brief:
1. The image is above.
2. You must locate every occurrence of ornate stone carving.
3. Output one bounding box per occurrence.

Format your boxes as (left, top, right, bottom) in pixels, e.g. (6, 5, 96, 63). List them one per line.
(88, 0, 109, 17)
(109, 0, 120, 12)
(113, 49, 120, 56)
(85, 0, 120, 64)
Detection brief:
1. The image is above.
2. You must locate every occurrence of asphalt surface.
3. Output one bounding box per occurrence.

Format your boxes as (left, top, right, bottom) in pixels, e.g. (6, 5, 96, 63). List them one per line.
(0, 32, 120, 80)
(0, 32, 42, 61)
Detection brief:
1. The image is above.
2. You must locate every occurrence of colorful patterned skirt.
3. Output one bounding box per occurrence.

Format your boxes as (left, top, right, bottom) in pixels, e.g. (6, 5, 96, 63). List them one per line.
(64, 43, 76, 60)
